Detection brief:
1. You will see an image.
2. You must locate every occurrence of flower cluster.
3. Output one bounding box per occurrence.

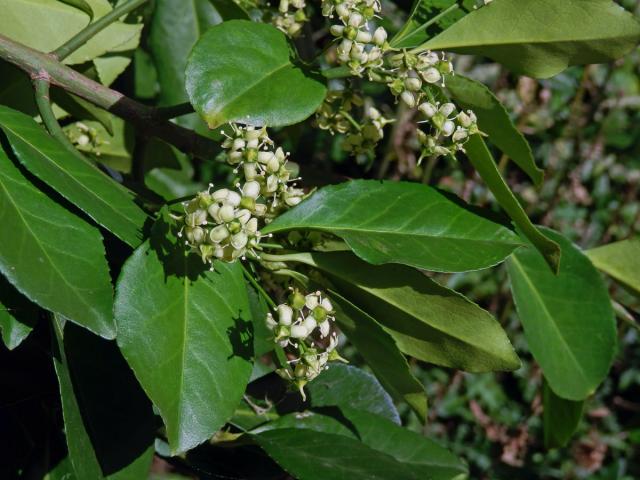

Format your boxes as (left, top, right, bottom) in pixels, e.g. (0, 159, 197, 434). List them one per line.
(324, 0, 388, 76)
(222, 124, 305, 218)
(266, 290, 345, 398)
(319, 1, 480, 162)
(416, 102, 480, 160)
(315, 90, 391, 156)
(179, 124, 307, 265)
(272, 0, 307, 37)
(386, 51, 453, 107)
(180, 184, 264, 265)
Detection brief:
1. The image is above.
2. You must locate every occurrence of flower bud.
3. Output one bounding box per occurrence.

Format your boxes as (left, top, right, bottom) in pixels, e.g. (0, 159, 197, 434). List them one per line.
(442, 120, 456, 136)
(242, 181, 261, 199)
(290, 325, 308, 339)
(404, 77, 422, 92)
(305, 294, 319, 309)
(418, 102, 437, 118)
(277, 304, 294, 325)
(400, 90, 416, 108)
(246, 217, 259, 235)
(219, 204, 236, 223)
(319, 320, 331, 338)
(186, 226, 205, 244)
(355, 31, 372, 43)
(321, 298, 333, 312)
(302, 316, 317, 332)
(439, 103, 456, 117)
(330, 25, 345, 37)
(422, 67, 441, 84)
(212, 188, 229, 202)
(348, 12, 363, 27)
(372, 26, 387, 46)
(452, 127, 468, 143)
(226, 191, 241, 207)
(208, 225, 228, 243)
(231, 232, 248, 249)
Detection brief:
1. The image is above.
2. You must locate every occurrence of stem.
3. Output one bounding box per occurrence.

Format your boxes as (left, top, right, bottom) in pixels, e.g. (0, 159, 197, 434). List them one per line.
(321, 65, 353, 79)
(0, 33, 218, 160)
(241, 263, 277, 309)
(33, 77, 83, 157)
(341, 111, 362, 131)
(407, 4, 460, 54)
(155, 102, 195, 120)
(54, 0, 149, 61)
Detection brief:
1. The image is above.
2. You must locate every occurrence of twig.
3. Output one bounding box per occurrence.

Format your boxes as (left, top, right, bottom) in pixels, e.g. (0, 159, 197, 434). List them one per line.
(33, 75, 84, 158)
(0, 33, 218, 160)
(155, 102, 196, 120)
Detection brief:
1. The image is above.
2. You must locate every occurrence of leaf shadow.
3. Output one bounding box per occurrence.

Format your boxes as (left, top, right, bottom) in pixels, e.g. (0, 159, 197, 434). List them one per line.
(226, 313, 254, 362)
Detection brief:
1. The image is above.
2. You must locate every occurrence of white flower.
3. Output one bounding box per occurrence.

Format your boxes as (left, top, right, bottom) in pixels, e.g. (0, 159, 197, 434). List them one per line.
(290, 325, 308, 339)
(277, 304, 293, 325)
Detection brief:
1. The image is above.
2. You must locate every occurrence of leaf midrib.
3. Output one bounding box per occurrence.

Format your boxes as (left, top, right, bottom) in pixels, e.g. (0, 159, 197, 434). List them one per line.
(3, 123, 143, 244)
(509, 256, 590, 386)
(0, 170, 105, 328)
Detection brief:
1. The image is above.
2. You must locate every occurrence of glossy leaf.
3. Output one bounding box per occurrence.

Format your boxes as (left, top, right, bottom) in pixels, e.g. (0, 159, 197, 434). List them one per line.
(465, 134, 560, 272)
(308, 364, 401, 424)
(0, 0, 142, 65)
(275, 251, 520, 372)
(114, 214, 253, 453)
(391, 0, 470, 49)
(586, 238, 640, 295)
(253, 428, 424, 480)
(507, 228, 616, 400)
(331, 292, 428, 420)
(59, 0, 94, 19)
(264, 180, 523, 272)
(341, 408, 466, 479)
(0, 106, 148, 247)
(0, 148, 115, 338)
(186, 20, 327, 128)
(149, 0, 245, 113)
(0, 276, 38, 350)
(256, 409, 466, 479)
(52, 320, 155, 479)
(446, 75, 543, 186)
(543, 378, 584, 449)
(422, 0, 640, 78)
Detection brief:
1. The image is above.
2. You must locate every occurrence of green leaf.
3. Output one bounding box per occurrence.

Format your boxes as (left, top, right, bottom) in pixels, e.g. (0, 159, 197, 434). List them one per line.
(52, 320, 155, 479)
(253, 428, 425, 480)
(308, 364, 401, 424)
(186, 20, 327, 128)
(114, 214, 253, 453)
(59, 0, 94, 19)
(446, 75, 543, 187)
(507, 227, 617, 400)
(255, 409, 466, 479)
(339, 408, 467, 480)
(247, 284, 274, 357)
(275, 251, 520, 372)
(0, 0, 142, 66)
(422, 0, 640, 78)
(0, 147, 115, 339)
(586, 238, 640, 295)
(263, 180, 523, 272)
(391, 0, 470, 49)
(331, 292, 428, 421)
(0, 105, 148, 247)
(465, 134, 560, 272)
(543, 378, 583, 449)
(0, 275, 38, 350)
